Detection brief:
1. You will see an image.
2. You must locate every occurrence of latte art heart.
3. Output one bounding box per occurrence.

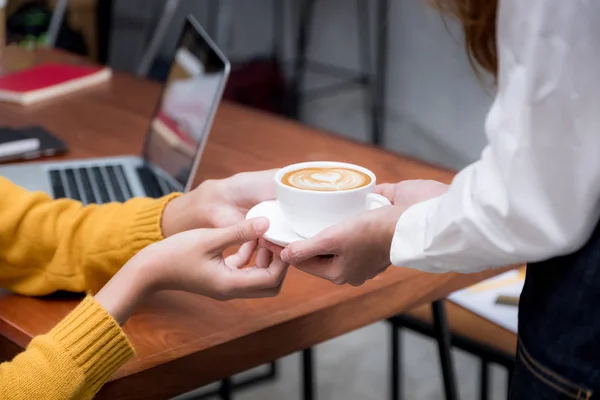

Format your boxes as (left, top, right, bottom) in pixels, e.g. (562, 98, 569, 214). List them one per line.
(281, 167, 372, 191)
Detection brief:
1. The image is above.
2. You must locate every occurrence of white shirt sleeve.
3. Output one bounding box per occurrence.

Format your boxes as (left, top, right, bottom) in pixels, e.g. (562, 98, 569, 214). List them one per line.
(390, 0, 600, 273)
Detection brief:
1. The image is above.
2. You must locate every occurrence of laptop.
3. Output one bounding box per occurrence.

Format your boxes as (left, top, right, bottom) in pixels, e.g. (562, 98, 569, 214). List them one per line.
(0, 16, 230, 204)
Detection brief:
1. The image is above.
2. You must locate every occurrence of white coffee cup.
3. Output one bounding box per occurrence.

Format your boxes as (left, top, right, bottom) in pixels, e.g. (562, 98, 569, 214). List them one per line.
(275, 161, 392, 238)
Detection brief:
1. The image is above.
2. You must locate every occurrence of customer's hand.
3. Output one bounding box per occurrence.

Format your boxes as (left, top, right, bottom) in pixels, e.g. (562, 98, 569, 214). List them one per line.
(146, 217, 288, 298)
(161, 169, 278, 237)
(95, 217, 289, 325)
(266, 179, 448, 287)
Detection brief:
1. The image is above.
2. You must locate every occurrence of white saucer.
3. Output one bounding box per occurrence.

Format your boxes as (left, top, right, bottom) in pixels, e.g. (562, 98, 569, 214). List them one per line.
(246, 200, 304, 247)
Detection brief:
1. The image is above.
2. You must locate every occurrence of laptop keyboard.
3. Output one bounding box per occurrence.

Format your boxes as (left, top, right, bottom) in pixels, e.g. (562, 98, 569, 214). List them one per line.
(136, 165, 168, 199)
(49, 164, 133, 204)
(48, 164, 179, 204)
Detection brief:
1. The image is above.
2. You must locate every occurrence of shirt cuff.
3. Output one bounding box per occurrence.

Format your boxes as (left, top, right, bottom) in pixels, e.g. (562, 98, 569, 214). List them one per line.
(390, 197, 449, 273)
(49, 295, 134, 395)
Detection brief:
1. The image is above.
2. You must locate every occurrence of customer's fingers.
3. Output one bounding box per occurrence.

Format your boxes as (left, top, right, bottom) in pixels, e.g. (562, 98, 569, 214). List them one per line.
(225, 256, 288, 292)
(237, 264, 289, 298)
(211, 218, 269, 250)
(225, 241, 258, 268)
(255, 247, 273, 269)
(260, 238, 284, 256)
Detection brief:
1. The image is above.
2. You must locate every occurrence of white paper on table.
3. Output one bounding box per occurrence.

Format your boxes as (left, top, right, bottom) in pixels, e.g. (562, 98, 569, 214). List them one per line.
(448, 270, 525, 334)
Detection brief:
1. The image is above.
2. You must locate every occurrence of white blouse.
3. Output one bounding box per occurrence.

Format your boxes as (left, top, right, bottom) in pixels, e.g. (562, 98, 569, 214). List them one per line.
(390, 0, 600, 273)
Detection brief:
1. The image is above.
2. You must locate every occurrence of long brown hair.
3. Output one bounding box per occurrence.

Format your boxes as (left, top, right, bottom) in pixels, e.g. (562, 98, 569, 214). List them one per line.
(431, 0, 498, 78)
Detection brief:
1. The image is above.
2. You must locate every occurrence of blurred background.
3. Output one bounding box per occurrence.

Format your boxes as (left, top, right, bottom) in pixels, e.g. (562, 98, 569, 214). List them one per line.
(6, 0, 493, 170)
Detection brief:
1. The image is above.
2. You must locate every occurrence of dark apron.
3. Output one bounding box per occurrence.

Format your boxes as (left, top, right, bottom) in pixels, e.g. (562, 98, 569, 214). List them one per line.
(509, 222, 600, 399)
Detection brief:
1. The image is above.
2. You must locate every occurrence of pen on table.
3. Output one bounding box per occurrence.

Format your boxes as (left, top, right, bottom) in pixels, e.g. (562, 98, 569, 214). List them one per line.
(495, 295, 520, 307)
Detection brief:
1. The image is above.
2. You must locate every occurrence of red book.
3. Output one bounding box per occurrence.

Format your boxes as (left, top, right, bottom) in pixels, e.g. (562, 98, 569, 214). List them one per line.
(0, 64, 112, 105)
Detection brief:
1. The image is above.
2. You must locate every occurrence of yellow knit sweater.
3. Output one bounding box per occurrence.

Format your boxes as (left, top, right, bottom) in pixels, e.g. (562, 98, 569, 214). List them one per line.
(0, 177, 180, 399)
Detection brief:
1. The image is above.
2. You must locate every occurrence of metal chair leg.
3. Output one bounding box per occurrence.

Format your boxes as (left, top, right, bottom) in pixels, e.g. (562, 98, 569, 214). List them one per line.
(371, 0, 389, 146)
(46, 0, 68, 47)
(135, 0, 181, 77)
(272, 0, 285, 61)
(356, 0, 373, 138)
(431, 300, 459, 400)
(207, 0, 221, 39)
(302, 348, 315, 400)
(480, 359, 490, 400)
(288, 0, 316, 119)
(219, 378, 233, 400)
(390, 324, 402, 400)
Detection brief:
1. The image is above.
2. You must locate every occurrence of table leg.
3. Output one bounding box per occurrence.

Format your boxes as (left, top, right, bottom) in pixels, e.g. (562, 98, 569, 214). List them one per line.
(219, 378, 232, 400)
(390, 324, 402, 400)
(480, 359, 490, 400)
(302, 347, 315, 400)
(507, 365, 513, 397)
(268, 361, 278, 380)
(192, 363, 278, 399)
(431, 300, 459, 400)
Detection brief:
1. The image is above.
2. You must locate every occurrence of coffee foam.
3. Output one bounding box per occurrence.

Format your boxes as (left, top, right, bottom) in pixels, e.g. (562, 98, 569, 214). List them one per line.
(281, 167, 372, 191)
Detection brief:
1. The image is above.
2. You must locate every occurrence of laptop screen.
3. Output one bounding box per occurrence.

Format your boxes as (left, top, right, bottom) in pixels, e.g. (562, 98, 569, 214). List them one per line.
(143, 17, 229, 190)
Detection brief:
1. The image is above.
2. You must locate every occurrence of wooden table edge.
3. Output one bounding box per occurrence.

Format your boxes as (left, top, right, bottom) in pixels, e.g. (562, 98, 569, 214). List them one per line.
(98, 268, 514, 399)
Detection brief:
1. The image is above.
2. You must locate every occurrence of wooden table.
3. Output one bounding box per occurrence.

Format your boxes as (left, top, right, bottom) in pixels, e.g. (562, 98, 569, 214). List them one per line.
(0, 51, 510, 400)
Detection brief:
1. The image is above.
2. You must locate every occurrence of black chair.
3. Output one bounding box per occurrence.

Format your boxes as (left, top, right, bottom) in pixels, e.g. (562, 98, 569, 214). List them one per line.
(388, 300, 516, 400)
(297, 300, 460, 400)
(282, 0, 390, 146)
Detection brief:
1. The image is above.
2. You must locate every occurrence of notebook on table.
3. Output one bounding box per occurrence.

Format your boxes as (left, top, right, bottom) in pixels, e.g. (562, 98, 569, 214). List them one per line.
(0, 128, 40, 162)
(449, 269, 525, 333)
(0, 126, 68, 163)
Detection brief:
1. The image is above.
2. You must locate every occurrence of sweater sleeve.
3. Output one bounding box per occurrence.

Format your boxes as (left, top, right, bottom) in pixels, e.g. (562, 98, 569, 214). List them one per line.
(0, 296, 134, 400)
(0, 177, 181, 296)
